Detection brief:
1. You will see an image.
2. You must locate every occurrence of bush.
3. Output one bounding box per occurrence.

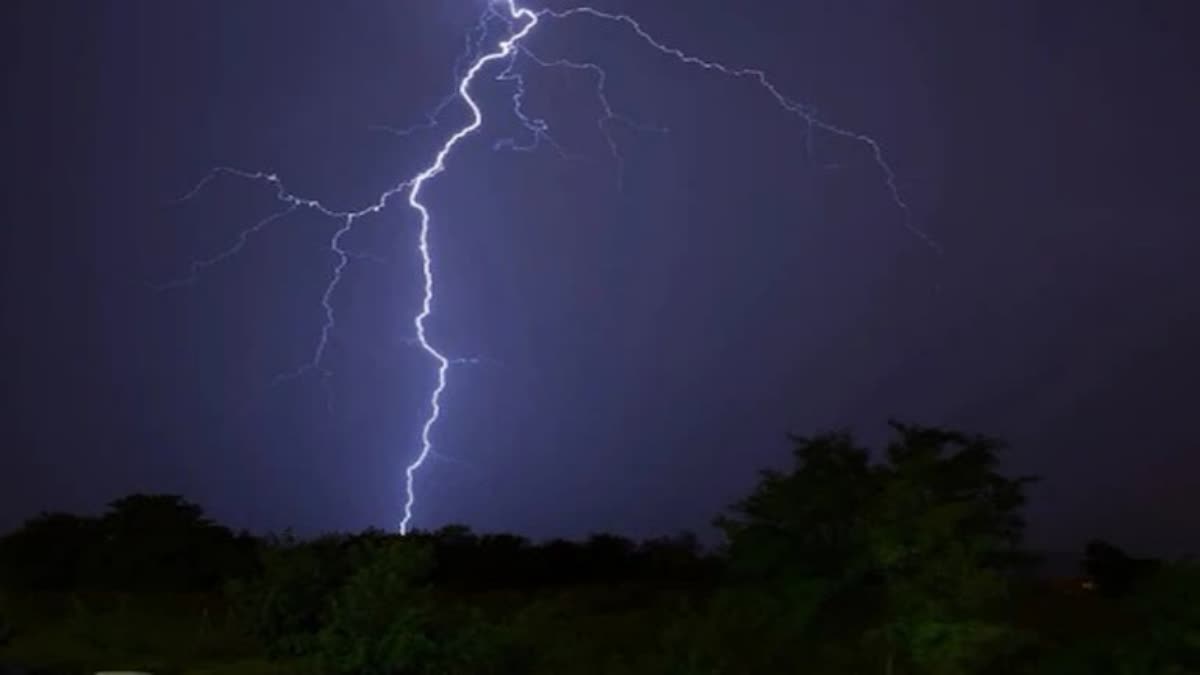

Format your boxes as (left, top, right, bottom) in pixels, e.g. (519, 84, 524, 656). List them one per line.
(317, 539, 516, 674)
(224, 534, 352, 658)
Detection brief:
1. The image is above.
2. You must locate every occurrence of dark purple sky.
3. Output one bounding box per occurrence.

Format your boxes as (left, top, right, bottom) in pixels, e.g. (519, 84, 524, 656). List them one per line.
(3, 0, 1197, 556)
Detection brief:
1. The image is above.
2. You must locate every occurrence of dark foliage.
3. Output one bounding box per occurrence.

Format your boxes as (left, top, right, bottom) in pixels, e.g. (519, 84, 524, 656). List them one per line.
(0, 495, 257, 593)
(0, 422, 1194, 674)
(1082, 539, 1163, 597)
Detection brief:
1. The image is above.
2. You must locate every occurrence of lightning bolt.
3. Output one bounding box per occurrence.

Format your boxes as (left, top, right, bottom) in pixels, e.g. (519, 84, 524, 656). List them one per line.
(164, 0, 938, 536)
(399, 0, 541, 535)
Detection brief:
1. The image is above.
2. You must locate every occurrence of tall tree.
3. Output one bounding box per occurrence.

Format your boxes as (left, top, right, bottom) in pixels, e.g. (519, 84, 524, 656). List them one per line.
(718, 422, 1036, 674)
(866, 423, 1035, 675)
(717, 430, 878, 583)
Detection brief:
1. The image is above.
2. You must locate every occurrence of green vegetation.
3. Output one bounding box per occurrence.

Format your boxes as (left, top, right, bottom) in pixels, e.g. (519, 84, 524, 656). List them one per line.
(1, 422, 1194, 674)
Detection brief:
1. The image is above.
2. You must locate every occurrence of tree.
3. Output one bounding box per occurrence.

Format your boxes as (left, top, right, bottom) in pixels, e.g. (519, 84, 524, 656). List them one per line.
(0, 512, 102, 590)
(226, 532, 355, 659)
(718, 422, 1036, 674)
(717, 429, 877, 583)
(317, 538, 513, 675)
(314, 538, 433, 674)
(1083, 539, 1162, 597)
(867, 423, 1035, 674)
(1110, 560, 1200, 673)
(96, 493, 256, 591)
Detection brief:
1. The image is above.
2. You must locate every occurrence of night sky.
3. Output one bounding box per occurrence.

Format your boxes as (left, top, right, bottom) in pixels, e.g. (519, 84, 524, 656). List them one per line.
(3, 1, 1198, 556)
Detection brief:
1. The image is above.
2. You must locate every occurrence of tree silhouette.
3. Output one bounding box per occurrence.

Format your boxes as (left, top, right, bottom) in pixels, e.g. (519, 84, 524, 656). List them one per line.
(717, 422, 1037, 674)
(0, 511, 102, 590)
(717, 429, 877, 583)
(2, 423, 1195, 675)
(1083, 539, 1162, 597)
(866, 423, 1035, 675)
(95, 493, 256, 591)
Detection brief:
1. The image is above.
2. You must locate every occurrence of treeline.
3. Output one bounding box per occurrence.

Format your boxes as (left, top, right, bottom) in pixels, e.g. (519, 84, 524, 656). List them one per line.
(0, 494, 259, 593)
(0, 498, 717, 594)
(0, 422, 1196, 675)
